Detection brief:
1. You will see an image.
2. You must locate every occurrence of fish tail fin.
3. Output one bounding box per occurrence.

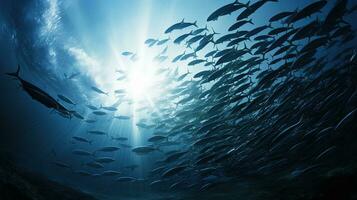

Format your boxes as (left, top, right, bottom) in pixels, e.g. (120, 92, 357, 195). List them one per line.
(211, 27, 219, 35)
(249, 19, 254, 25)
(6, 64, 21, 78)
(204, 24, 208, 31)
(193, 21, 198, 27)
(243, 42, 249, 51)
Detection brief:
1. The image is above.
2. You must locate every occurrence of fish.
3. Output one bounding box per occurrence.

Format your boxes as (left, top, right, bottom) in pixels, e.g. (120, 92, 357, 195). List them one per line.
(116, 177, 137, 182)
(64, 72, 80, 80)
(94, 157, 116, 163)
(228, 19, 253, 31)
(147, 135, 167, 143)
(188, 59, 206, 66)
(86, 104, 98, 110)
(72, 136, 92, 144)
(95, 146, 120, 152)
(101, 170, 121, 176)
(145, 38, 158, 46)
(72, 111, 84, 120)
(53, 161, 71, 169)
(157, 38, 170, 45)
(207, 1, 247, 21)
(114, 89, 126, 94)
(92, 111, 107, 115)
(186, 35, 207, 48)
(288, 0, 327, 23)
(236, 0, 278, 21)
(101, 105, 118, 111)
(122, 51, 134, 56)
(269, 11, 296, 22)
(86, 161, 104, 169)
(72, 149, 93, 156)
(132, 146, 159, 155)
(111, 136, 128, 141)
(174, 31, 192, 44)
(75, 170, 93, 176)
(91, 86, 108, 95)
(162, 165, 188, 178)
(192, 25, 209, 35)
(164, 19, 197, 34)
(6, 65, 73, 118)
(87, 130, 107, 135)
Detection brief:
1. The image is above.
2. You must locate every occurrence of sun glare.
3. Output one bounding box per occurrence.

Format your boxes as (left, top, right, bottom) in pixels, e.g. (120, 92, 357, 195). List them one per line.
(123, 52, 159, 106)
(127, 66, 153, 101)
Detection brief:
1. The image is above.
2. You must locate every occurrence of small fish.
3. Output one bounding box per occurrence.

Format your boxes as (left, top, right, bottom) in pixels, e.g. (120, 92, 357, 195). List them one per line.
(92, 111, 107, 115)
(162, 165, 188, 178)
(96, 146, 120, 152)
(72, 149, 93, 156)
(174, 31, 192, 44)
(91, 86, 108, 95)
(157, 38, 170, 45)
(111, 136, 128, 141)
(192, 25, 209, 35)
(148, 135, 167, 143)
(95, 157, 116, 163)
(65, 72, 80, 80)
(165, 19, 197, 34)
(116, 177, 137, 182)
(122, 51, 134, 56)
(101, 106, 118, 111)
(75, 170, 93, 176)
(114, 89, 126, 94)
(132, 146, 158, 155)
(207, 1, 247, 21)
(88, 130, 107, 135)
(53, 161, 71, 169)
(86, 105, 98, 110)
(86, 161, 104, 169)
(57, 94, 76, 105)
(101, 170, 121, 176)
(72, 136, 92, 144)
(72, 111, 84, 120)
(288, 0, 327, 23)
(114, 115, 131, 120)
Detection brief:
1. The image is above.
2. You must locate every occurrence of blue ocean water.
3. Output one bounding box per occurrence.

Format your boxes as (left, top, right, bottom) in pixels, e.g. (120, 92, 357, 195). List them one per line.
(1, 0, 357, 200)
